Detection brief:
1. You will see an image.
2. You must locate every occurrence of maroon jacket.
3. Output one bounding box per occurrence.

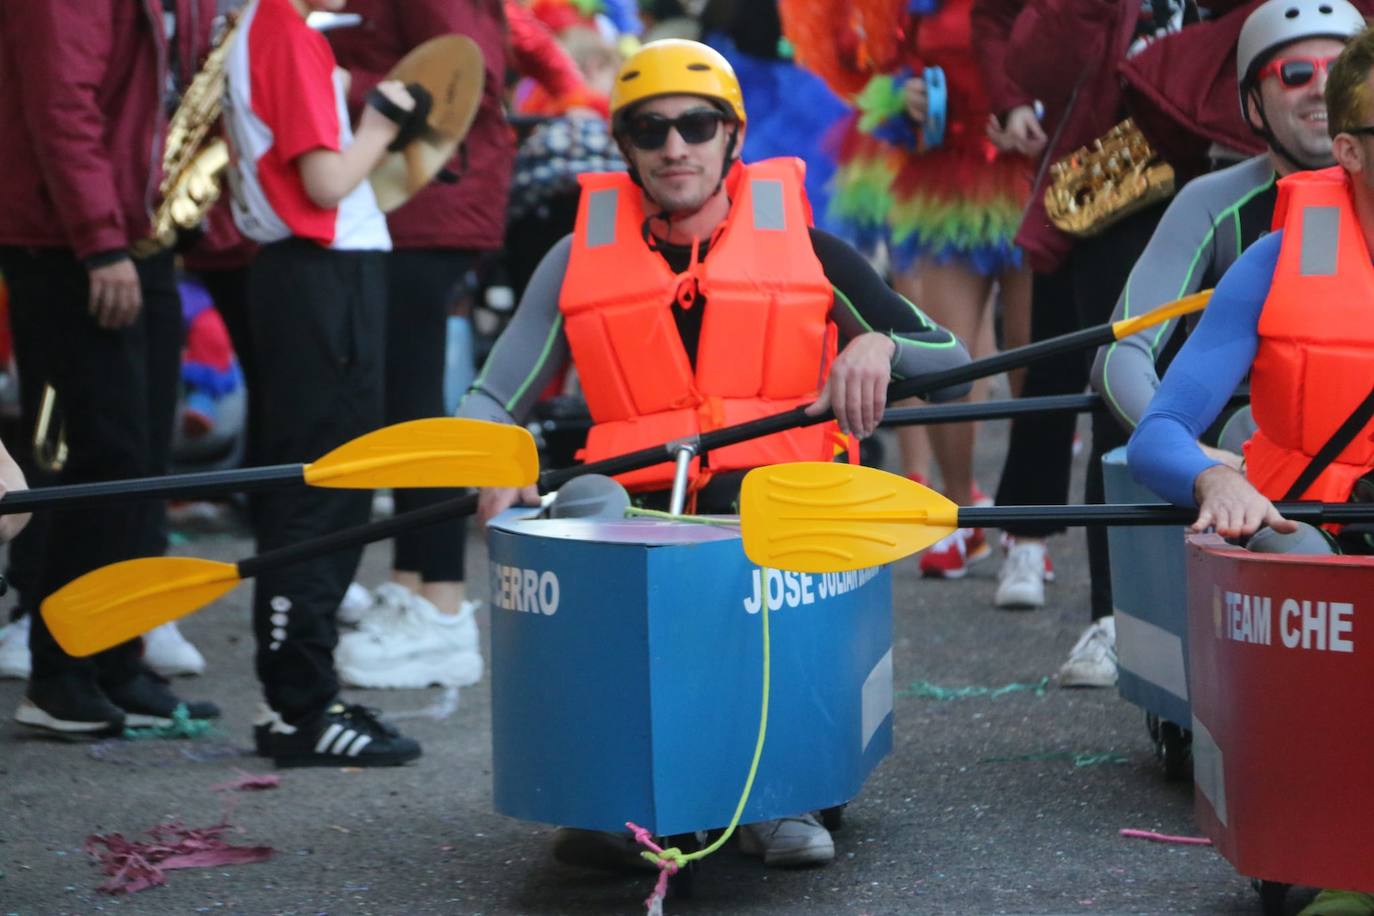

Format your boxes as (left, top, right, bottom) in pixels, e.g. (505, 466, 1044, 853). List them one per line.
(0, 0, 216, 261)
(972, 0, 1254, 272)
(1121, 0, 1374, 174)
(330, 0, 514, 252)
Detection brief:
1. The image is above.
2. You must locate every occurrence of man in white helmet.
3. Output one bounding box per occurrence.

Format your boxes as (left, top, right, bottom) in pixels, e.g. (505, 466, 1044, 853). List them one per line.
(1131, 21, 1374, 553)
(1009, 0, 1365, 690)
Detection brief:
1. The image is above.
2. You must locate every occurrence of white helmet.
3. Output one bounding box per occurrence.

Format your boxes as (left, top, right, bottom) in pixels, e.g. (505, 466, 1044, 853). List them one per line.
(1237, 0, 1366, 114)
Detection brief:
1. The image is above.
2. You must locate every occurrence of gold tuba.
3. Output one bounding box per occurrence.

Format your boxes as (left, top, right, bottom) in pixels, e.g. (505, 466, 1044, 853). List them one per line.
(136, 15, 244, 256)
(1043, 119, 1176, 238)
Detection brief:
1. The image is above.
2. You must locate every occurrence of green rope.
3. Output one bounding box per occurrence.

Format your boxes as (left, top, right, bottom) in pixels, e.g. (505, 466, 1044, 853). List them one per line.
(978, 750, 1129, 768)
(630, 511, 771, 870)
(901, 677, 1049, 700)
(624, 506, 740, 528)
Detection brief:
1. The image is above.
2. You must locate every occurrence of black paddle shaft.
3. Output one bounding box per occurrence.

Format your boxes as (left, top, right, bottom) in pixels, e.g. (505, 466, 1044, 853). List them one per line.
(551, 322, 1120, 482)
(227, 318, 1186, 579)
(0, 464, 306, 516)
(960, 502, 1374, 527)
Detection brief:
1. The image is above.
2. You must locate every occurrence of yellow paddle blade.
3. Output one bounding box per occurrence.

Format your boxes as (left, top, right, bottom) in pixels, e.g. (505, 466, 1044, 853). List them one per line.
(739, 462, 961, 573)
(1110, 289, 1211, 340)
(303, 418, 538, 488)
(41, 557, 241, 657)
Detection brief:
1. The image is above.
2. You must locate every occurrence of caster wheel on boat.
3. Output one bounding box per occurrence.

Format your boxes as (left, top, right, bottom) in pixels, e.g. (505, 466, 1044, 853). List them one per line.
(820, 804, 846, 832)
(1252, 878, 1290, 916)
(1158, 720, 1192, 782)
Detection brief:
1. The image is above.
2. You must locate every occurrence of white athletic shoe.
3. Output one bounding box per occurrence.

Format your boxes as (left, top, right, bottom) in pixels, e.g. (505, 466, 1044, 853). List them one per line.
(995, 540, 1047, 609)
(142, 621, 207, 677)
(0, 615, 31, 679)
(337, 582, 376, 627)
(737, 813, 835, 867)
(1058, 616, 1118, 688)
(336, 591, 483, 689)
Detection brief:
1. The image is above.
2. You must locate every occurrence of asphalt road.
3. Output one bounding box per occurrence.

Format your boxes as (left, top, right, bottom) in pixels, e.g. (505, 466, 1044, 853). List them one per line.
(0, 417, 1315, 915)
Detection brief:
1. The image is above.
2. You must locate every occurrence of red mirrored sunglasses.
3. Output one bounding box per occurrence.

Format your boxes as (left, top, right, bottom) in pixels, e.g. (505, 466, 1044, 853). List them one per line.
(1256, 55, 1339, 89)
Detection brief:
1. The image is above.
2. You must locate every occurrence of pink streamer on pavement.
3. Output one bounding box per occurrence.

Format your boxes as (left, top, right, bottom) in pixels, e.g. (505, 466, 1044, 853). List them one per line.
(86, 819, 273, 894)
(1119, 828, 1212, 846)
(210, 770, 282, 792)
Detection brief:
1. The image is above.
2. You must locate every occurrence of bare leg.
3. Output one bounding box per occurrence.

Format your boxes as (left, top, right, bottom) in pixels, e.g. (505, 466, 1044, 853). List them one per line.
(389, 571, 467, 615)
(908, 257, 993, 506)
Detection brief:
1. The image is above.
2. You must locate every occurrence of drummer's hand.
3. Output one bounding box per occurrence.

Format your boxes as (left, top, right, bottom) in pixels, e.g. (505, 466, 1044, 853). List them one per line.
(477, 484, 541, 528)
(902, 76, 927, 125)
(805, 332, 894, 440)
(1191, 464, 1297, 538)
(359, 79, 415, 141)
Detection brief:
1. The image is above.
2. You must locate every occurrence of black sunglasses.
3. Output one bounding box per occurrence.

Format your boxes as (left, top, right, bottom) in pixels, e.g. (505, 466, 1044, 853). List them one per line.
(625, 109, 732, 151)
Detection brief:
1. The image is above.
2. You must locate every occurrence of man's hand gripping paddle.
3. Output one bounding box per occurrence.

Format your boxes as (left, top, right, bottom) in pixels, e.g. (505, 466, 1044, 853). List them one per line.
(739, 463, 1374, 574)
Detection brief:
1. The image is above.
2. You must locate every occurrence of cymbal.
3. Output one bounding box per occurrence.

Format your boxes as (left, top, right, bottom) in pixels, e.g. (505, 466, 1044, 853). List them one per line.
(370, 34, 485, 213)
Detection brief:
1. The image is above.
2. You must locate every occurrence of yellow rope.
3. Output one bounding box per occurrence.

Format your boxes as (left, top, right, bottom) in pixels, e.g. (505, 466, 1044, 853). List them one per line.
(622, 508, 772, 870)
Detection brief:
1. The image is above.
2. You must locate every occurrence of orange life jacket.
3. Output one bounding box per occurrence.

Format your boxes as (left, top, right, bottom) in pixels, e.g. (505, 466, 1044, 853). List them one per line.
(1244, 167, 1374, 505)
(559, 158, 844, 493)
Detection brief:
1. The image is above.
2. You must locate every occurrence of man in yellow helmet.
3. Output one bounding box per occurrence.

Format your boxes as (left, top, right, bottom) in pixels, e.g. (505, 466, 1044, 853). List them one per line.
(461, 39, 971, 869)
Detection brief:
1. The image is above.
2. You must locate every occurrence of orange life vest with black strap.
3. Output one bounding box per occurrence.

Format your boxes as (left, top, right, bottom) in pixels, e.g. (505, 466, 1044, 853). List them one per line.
(1244, 167, 1374, 505)
(559, 157, 844, 493)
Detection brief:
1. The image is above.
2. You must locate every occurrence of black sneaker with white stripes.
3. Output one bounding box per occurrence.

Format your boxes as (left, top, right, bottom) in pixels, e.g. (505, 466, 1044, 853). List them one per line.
(254, 702, 422, 768)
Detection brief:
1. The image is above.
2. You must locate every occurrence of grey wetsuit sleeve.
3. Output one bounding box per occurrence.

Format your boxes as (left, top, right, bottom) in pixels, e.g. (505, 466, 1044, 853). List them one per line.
(1091, 155, 1275, 430)
(810, 228, 973, 402)
(456, 235, 573, 426)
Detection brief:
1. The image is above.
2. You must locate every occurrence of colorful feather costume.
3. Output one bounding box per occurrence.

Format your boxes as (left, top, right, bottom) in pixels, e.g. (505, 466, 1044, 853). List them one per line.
(780, 0, 1030, 274)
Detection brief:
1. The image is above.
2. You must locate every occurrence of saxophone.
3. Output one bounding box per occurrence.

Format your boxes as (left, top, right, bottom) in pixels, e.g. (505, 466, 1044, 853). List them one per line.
(136, 15, 243, 256)
(1043, 119, 1176, 238)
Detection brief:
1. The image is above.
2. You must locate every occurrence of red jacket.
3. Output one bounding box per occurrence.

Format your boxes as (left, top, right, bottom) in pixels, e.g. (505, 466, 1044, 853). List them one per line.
(0, 0, 215, 261)
(331, 0, 515, 251)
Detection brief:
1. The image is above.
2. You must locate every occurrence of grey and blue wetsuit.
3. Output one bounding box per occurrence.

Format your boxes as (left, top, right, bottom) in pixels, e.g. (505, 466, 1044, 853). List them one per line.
(1091, 155, 1278, 450)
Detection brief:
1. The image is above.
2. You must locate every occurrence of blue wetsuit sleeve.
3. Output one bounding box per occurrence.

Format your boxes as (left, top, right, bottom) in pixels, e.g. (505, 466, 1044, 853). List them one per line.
(1126, 230, 1281, 506)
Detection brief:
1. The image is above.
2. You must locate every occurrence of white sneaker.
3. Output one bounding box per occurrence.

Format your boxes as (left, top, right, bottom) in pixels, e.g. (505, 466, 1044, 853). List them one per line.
(995, 540, 1047, 609)
(142, 621, 207, 677)
(336, 592, 483, 689)
(337, 582, 376, 627)
(0, 615, 31, 679)
(1058, 616, 1117, 688)
(737, 813, 834, 867)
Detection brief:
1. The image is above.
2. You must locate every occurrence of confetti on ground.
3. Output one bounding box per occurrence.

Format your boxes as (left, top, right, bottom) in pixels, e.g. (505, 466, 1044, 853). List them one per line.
(902, 677, 1050, 700)
(88, 739, 247, 767)
(978, 751, 1130, 767)
(211, 771, 282, 792)
(1119, 829, 1212, 846)
(122, 704, 217, 740)
(86, 819, 273, 894)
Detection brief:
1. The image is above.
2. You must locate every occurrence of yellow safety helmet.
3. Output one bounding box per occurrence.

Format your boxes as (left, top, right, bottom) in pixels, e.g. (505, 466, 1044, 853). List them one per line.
(609, 39, 746, 130)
